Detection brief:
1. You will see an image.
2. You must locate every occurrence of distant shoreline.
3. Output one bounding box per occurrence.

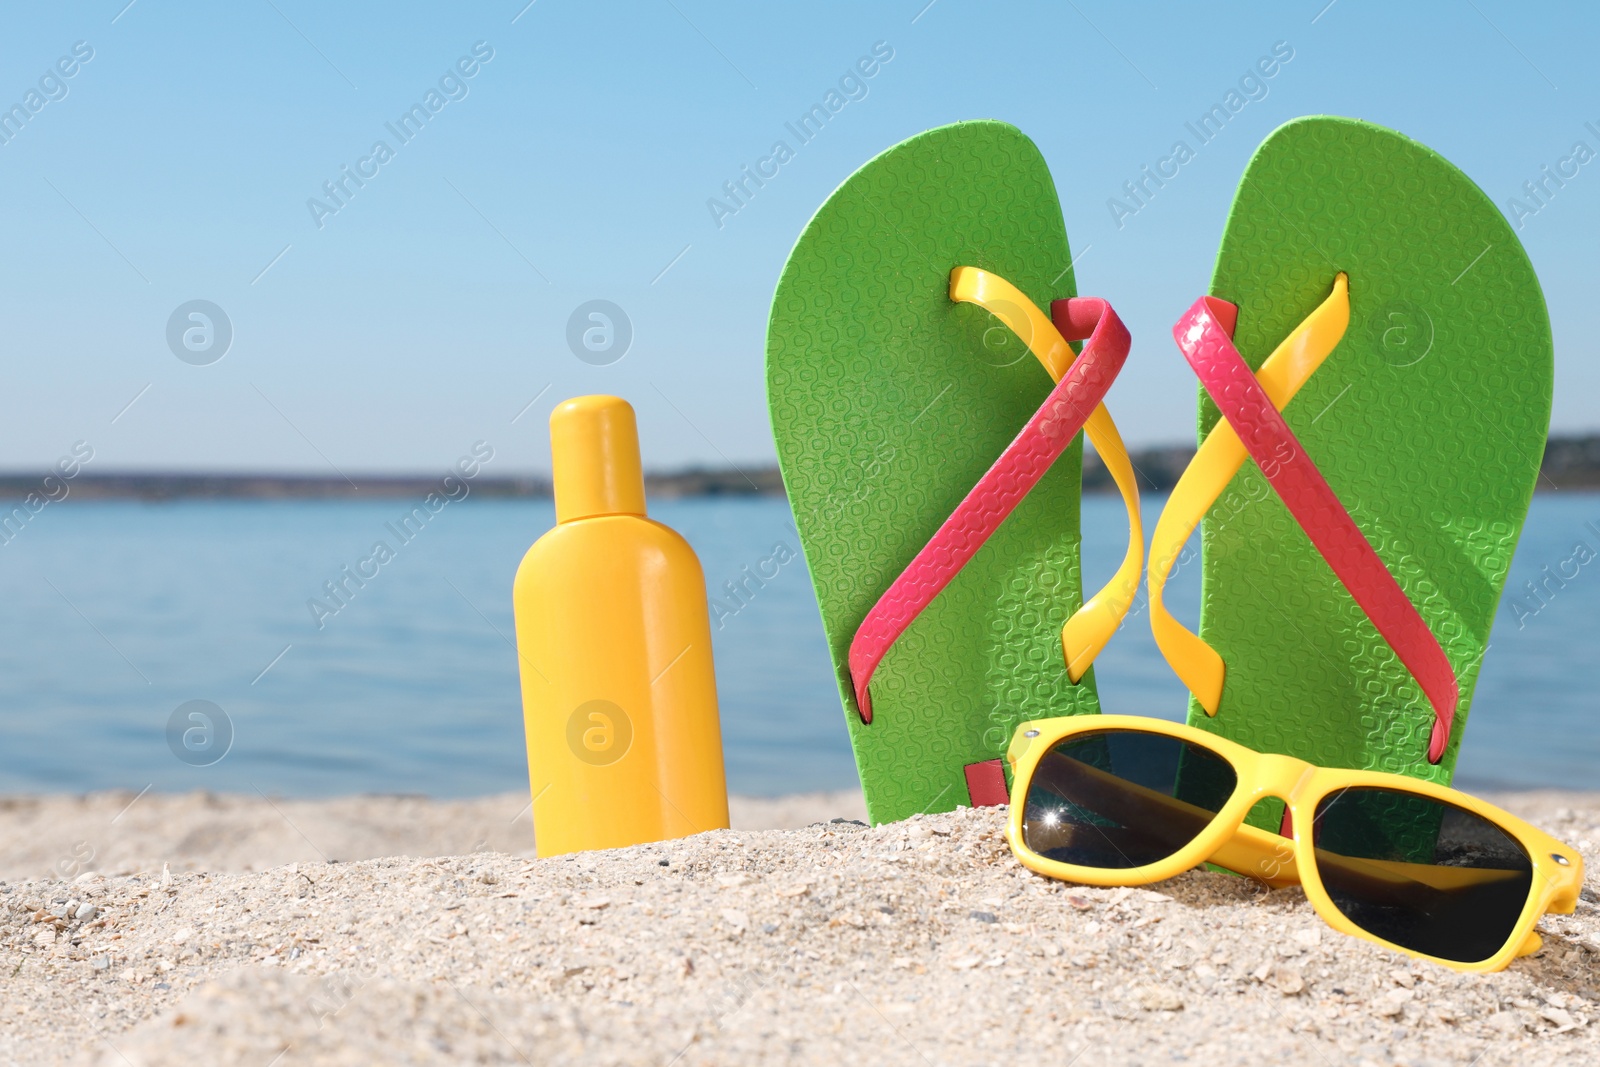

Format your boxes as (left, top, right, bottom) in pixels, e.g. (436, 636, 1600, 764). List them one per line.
(0, 467, 782, 502)
(2, 434, 1597, 500)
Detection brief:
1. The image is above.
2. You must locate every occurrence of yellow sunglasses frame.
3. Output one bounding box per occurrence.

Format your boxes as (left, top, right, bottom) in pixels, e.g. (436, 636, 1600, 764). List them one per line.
(1003, 715, 1584, 973)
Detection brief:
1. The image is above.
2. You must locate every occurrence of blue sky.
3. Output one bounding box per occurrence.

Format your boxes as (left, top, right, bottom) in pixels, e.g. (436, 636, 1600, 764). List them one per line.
(0, 0, 1595, 474)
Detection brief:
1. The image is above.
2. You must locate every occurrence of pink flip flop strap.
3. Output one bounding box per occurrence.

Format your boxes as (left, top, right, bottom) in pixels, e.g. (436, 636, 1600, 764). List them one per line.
(847, 297, 1131, 724)
(1173, 297, 1458, 763)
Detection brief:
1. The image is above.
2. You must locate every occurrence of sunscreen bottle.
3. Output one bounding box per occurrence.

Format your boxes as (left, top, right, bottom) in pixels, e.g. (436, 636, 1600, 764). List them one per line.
(513, 395, 729, 856)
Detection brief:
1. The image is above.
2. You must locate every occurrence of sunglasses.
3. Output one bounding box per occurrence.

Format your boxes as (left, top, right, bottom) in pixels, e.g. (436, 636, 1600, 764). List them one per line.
(1003, 715, 1584, 972)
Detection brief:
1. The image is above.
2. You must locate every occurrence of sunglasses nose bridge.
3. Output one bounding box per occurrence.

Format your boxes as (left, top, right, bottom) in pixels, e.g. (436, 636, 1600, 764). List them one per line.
(1247, 754, 1316, 806)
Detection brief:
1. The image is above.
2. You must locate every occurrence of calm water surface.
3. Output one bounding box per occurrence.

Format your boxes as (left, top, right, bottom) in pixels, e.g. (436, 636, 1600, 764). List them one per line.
(0, 493, 1593, 796)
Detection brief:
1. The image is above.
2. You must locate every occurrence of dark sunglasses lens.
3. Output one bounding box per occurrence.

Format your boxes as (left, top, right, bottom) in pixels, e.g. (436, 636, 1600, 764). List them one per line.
(1020, 728, 1237, 869)
(1313, 788, 1533, 964)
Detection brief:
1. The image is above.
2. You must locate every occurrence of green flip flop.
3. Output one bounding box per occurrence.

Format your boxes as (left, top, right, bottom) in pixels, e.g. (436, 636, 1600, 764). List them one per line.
(1148, 116, 1552, 814)
(766, 121, 1142, 825)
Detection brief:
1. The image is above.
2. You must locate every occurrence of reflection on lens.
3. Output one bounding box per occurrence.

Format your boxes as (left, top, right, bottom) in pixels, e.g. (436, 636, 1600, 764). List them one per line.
(1021, 729, 1237, 869)
(1313, 788, 1533, 964)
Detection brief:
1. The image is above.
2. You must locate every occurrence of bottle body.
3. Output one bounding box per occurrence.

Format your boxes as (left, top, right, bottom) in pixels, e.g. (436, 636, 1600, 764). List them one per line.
(513, 512, 729, 856)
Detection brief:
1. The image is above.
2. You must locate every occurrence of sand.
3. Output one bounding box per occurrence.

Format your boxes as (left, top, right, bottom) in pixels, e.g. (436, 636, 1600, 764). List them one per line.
(0, 789, 868, 885)
(1, 788, 1596, 1065)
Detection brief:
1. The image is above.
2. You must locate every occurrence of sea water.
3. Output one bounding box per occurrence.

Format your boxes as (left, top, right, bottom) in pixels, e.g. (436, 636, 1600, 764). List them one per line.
(0, 493, 1592, 796)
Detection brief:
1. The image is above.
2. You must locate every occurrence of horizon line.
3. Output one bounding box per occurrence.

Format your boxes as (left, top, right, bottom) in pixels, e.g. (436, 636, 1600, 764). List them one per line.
(0, 433, 1594, 499)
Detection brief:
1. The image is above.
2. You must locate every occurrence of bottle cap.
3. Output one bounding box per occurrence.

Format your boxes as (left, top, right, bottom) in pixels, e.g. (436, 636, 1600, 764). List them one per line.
(550, 395, 647, 523)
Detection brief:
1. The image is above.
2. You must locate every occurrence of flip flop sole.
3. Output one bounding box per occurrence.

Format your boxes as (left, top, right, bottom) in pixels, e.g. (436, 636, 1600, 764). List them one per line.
(766, 121, 1101, 824)
(1195, 116, 1551, 792)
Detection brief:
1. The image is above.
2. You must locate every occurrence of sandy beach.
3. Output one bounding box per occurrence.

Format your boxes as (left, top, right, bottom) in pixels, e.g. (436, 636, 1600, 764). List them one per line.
(3, 788, 1597, 1065)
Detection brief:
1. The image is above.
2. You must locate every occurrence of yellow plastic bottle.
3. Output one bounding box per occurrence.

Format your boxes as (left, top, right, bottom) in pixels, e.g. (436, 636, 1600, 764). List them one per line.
(513, 395, 729, 857)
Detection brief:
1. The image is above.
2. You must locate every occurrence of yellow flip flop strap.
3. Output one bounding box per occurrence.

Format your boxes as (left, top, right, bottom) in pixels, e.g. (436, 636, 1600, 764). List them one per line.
(949, 266, 1142, 682)
(1149, 273, 1350, 713)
